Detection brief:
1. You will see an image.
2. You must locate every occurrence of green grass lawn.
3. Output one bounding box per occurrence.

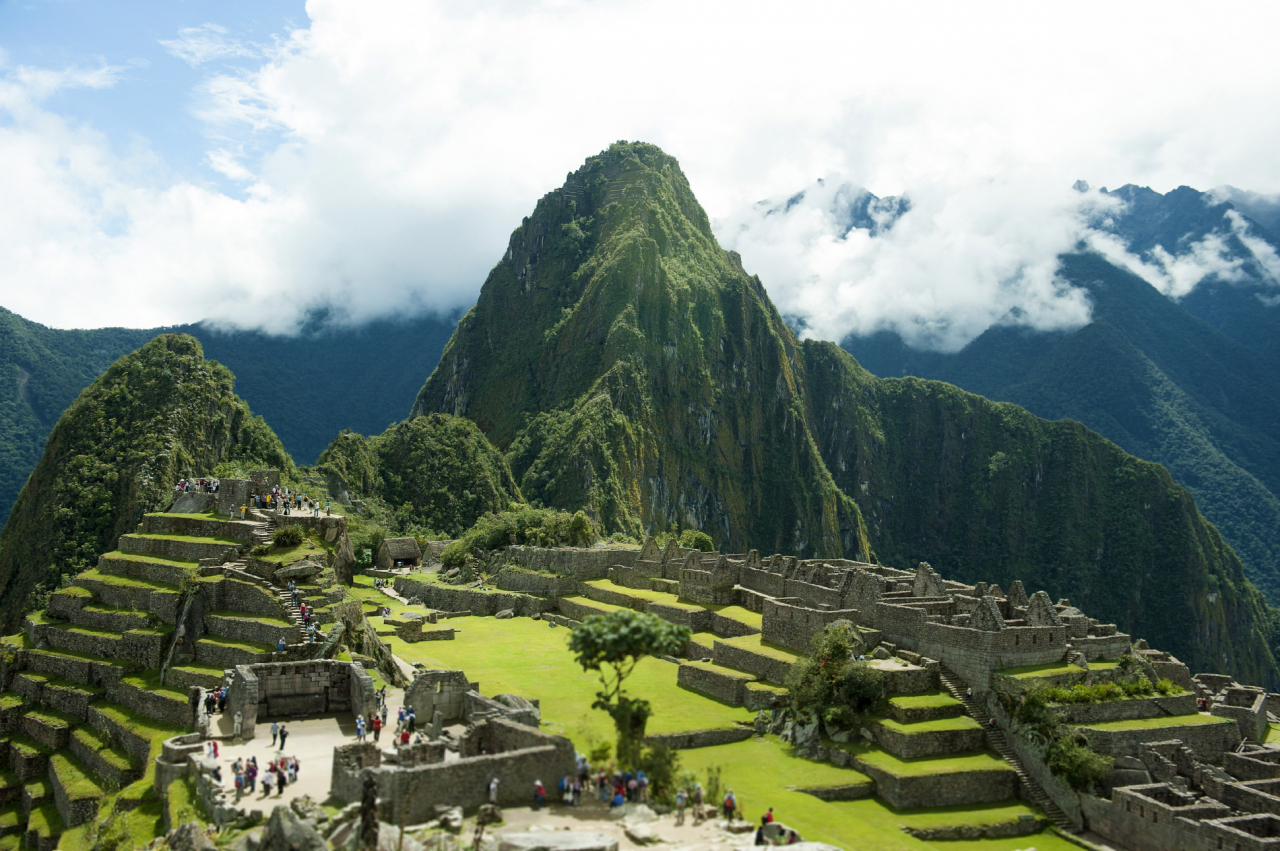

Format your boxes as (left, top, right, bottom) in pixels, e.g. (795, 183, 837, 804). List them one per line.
(852, 746, 1014, 778)
(132, 532, 242, 545)
(996, 662, 1086, 679)
(99, 550, 200, 567)
(583, 580, 702, 611)
(715, 632, 802, 662)
(705, 605, 764, 629)
(678, 737, 1070, 851)
(1076, 714, 1229, 731)
(889, 692, 962, 711)
(383, 616, 755, 743)
(877, 716, 982, 735)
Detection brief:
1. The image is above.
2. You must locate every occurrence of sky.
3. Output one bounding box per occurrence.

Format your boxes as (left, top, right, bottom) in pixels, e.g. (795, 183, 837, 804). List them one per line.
(2, 0, 1280, 350)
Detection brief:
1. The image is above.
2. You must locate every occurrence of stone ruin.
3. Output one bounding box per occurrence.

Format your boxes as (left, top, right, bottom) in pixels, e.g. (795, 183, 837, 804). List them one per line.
(330, 668, 571, 824)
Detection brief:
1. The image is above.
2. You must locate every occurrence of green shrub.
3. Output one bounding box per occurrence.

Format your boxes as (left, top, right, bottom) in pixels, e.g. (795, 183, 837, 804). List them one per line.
(1154, 677, 1178, 695)
(677, 529, 715, 552)
(1047, 736, 1111, 790)
(441, 504, 597, 566)
(785, 621, 884, 729)
(272, 525, 305, 547)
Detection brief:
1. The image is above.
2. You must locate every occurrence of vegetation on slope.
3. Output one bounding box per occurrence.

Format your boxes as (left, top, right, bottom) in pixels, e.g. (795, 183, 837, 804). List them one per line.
(0, 308, 154, 525)
(414, 141, 871, 559)
(409, 142, 1279, 687)
(0, 334, 291, 631)
(316, 413, 522, 537)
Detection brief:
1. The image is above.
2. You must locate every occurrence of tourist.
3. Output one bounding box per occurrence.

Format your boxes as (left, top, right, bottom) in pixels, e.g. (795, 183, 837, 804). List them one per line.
(763, 807, 774, 824)
(489, 777, 500, 804)
(277, 636, 286, 653)
(399, 729, 410, 747)
(723, 789, 737, 821)
(372, 714, 382, 742)
(753, 824, 765, 846)
(693, 784, 704, 824)
(356, 716, 366, 742)
(380, 703, 388, 728)
(533, 779, 545, 810)
(675, 788, 687, 825)
(987, 717, 997, 730)
(276, 763, 287, 795)
(234, 766, 244, 801)
(572, 778, 581, 807)
(407, 707, 416, 734)
(966, 687, 973, 701)
(270, 721, 280, 747)
(210, 764, 222, 783)
(246, 757, 258, 793)
(397, 707, 406, 732)
(307, 623, 317, 642)
(261, 767, 274, 797)
(278, 725, 288, 750)
(217, 688, 227, 713)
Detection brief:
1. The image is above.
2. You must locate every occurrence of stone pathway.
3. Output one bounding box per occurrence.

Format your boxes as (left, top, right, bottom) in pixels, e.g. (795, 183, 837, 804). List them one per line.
(497, 800, 759, 851)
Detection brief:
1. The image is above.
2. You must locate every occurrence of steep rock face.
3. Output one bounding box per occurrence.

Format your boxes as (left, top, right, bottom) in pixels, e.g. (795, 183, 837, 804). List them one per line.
(802, 341, 1277, 685)
(0, 334, 291, 630)
(316, 413, 522, 536)
(412, 142, 1277, 686)
(413, 143, 869, 558)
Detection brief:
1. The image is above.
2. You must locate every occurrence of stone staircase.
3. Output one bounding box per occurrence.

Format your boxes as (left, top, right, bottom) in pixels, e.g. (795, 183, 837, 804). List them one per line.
(937, 666, 1078, 834)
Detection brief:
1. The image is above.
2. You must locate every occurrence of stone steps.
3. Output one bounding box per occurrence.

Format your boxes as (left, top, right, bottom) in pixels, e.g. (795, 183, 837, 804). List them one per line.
(937, 666, 1079, 834)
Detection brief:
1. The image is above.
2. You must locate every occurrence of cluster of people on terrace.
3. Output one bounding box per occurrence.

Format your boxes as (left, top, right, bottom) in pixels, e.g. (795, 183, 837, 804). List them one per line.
(176, 477, 219, 492)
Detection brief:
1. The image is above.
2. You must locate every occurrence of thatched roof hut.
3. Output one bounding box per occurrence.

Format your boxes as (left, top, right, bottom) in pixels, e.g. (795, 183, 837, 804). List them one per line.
(376, 537, 422, 570)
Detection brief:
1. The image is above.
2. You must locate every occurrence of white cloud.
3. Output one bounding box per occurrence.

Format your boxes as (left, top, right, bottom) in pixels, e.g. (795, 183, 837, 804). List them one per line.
(160, 24, 258, 67)
(4, 0, 1280, 337)
(1227, 210, 1280, 284)
(1087, 228, 1249, 300)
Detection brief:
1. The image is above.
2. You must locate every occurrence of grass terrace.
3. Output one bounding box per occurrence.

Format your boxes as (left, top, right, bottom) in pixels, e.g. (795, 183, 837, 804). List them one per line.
(704, 605, 764, 630)
(889, 692, 963, 712)
(1075, 714, 1230, 732)
(852, 746, 1015, 779)
(877, 716, 982, 735)
(996, 662, 1087, 679)
(98, 550, 200, 567)
(715, 632, 803, 663)
(131, 532, 243, 546)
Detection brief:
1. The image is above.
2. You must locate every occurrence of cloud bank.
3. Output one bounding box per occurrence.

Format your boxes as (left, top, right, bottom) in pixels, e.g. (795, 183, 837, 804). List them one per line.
(3, 1, 1280, 340)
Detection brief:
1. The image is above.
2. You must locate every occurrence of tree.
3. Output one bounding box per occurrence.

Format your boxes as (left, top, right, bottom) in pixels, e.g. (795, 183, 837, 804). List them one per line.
(569, 610, 690, 766)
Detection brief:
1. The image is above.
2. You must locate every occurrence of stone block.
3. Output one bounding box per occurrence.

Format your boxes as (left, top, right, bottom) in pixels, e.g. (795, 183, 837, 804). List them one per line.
(676, 662, 753, 705)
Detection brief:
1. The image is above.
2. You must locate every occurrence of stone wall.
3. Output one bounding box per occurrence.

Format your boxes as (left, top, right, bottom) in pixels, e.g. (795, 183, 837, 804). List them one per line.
(331, 717, 575, 820)
(118, 534, 239, 563)
(394, 576, 556, 617)
(985, 693, 1084, 830)
(871, 721, 985, 759)
(226, 660, 373, 740)
(853, 758, 1016, 809)
(405, 670, 474, 723)
(503, 546, 640, 578)
(140, 514, 258, 545)
(1226, 748, 1280, 781)
(269, 512, 347, 544)
(643, 727, 754, 750)
(1080, 787, 1228, 851)
(106, 679, 192, 729)
(1053, 693, 1198, 725)
(676, 662, 753, 704)
(27, 619, 167, 670)
(1076, 717, 1241, 762)
(495, 567, 580, 597)
(204, 613, 298, 648)
(760, 599, 861, 654)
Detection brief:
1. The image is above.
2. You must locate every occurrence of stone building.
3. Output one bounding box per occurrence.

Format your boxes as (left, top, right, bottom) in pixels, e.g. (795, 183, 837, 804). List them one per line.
(376, 537, 422, 570)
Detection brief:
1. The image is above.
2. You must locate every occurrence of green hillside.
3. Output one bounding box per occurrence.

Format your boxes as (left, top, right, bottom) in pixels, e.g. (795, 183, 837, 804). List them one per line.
(844, 253, 1280, 604)
(0, 334, 291, 631)
(317, 413, 523, 536)
(412, 141, 1279, 688)
(0, 309, 155, 528)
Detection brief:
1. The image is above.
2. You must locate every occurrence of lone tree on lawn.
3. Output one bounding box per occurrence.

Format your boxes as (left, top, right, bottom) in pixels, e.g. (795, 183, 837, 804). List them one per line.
(569, 610, 690, 767)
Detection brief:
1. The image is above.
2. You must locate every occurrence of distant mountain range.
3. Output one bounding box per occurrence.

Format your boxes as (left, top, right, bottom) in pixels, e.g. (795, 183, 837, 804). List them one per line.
(0, 309, 457, 523)
(843, 183, 1280, 602)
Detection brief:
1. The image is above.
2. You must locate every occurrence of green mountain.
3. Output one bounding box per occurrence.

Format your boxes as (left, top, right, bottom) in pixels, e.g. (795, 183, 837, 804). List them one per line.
(0, 308, 156, 530)
(844, 253, 1280, 604)
(317, 413, 523, 537)
(412, 143, 870, 559)
(0, 333, 291, 631)
(0, 309, 457, 524)
(412, 142, 1278, 687)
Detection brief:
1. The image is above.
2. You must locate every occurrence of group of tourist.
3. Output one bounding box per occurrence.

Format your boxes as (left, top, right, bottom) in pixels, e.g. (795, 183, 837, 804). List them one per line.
(597, 768, 650, 807)
(175, 478, 219, 493)
(203, 686, 229, 715)
(228, 755, 300, 801)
